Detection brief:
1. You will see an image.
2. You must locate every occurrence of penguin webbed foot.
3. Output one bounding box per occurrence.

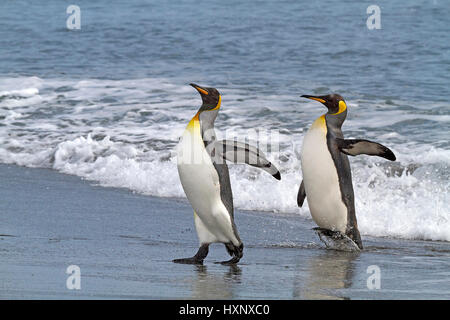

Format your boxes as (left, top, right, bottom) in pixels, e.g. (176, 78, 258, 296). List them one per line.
(216, 242, 243, 265)
(215, 256, 241, 265)
(173, 257, 204, 265)
(173, 243, 209, 265)
(313, 227, 345, 239)
(313, 227, 343, 239)
(313, 227, 361, 252)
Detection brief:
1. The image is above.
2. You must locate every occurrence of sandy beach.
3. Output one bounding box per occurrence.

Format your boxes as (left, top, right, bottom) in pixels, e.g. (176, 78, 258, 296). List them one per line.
(0, 164, 449, 299)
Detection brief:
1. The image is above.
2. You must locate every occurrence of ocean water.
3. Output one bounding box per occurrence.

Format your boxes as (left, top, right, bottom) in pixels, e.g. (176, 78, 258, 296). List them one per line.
(0, 0, 449, 243)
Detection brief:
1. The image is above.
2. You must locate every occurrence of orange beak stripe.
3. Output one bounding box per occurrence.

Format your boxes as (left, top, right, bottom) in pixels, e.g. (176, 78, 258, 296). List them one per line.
(307, 97, 326, 103)
(194, 86, 209, 95)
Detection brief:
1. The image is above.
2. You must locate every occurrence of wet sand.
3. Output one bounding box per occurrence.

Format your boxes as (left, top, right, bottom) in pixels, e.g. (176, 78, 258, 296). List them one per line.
(0, 164, 449, 299)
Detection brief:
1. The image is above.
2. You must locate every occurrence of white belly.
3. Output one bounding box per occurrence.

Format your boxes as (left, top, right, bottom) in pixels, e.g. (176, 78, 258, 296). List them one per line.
(300, 116, 347, 232)
(177, 120, 238, 245)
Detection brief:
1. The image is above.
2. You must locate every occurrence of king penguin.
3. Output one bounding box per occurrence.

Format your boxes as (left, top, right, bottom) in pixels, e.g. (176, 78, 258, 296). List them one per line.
(175, 83, 281, 265)
(297, 94, 396, 250)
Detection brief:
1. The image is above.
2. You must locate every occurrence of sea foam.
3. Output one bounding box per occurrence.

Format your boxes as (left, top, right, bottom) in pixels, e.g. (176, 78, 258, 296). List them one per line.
(0, 77, 449, 242)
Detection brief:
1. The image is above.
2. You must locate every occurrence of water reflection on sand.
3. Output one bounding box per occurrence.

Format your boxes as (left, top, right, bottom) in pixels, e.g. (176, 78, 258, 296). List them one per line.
(190, 265, 242, 299)
(294, 250, 359, 299)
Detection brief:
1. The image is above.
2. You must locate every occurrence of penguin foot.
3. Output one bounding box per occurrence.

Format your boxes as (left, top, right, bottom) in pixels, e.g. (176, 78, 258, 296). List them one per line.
(313, 228, 360, 252)
(173, 243, 209, 265)
(173, 257, 204, 265)
(219, 242, 243, 265)
(215, 256, 240, 265)
(313, 227, 340, 238)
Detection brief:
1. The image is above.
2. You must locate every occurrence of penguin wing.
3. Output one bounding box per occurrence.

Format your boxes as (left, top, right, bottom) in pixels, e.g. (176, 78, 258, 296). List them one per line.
(336, 138, 396, 161)
(297, 180, 306, 207)
(215, 140, 281, 180)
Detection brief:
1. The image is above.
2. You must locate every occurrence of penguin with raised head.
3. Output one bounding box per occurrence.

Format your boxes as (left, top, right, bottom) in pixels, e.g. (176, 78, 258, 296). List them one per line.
(298, 94, 396, 250)
(175, 83, 281, 265)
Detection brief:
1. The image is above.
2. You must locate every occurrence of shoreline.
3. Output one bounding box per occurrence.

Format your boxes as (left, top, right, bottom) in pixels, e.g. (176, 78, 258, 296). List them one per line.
(1, 164, 449, 299)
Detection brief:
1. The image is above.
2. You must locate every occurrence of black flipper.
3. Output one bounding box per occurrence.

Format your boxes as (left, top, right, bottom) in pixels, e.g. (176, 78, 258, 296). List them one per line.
(213, 140, 281, 180)
(336, 138, 396, 161)
(173, 243, 209, 265)
(297, 180, 306, 207)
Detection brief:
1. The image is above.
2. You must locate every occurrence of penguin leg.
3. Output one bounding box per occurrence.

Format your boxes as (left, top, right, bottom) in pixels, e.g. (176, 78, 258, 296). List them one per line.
(346, 227, 363, 250)
(215, 242, 244, 265)
(173, 243, 209, 265)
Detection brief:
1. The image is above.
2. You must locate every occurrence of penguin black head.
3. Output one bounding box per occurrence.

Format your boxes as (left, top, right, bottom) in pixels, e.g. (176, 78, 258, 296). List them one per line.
(301, 94, 347, 115)
(190, 83, 221, 111)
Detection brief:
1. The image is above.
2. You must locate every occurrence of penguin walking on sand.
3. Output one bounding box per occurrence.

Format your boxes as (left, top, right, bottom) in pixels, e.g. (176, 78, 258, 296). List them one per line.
(175, 83, 281, 265)
(298, 94, 396, 250)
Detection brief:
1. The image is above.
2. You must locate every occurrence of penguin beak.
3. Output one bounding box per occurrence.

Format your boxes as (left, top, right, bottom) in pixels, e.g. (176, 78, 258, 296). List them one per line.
(301, 95, 326, 104)
(190, 83, 209, 96)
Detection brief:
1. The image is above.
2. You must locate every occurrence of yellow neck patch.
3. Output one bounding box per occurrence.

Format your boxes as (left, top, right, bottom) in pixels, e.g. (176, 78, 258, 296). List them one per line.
(311, 114, 327, 130)
(210, 95, 221, 111)
(331, 100, 347, 115)
(186, 96, 221, 131)
(187, 111, 200, 131)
